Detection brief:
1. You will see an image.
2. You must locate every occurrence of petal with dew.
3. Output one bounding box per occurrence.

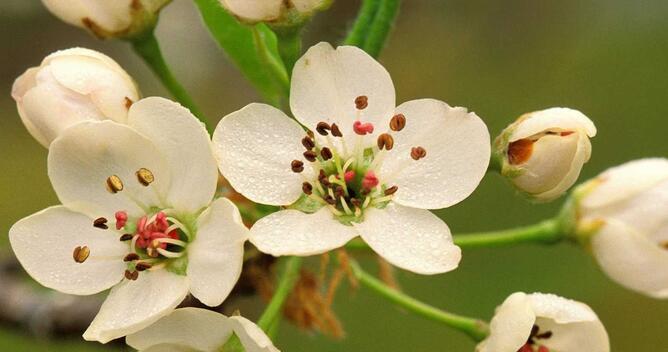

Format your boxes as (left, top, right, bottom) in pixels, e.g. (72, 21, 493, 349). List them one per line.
(231, 316, 280, 352)
(510, 107, 596, 141)
(476, 292, 534, 352)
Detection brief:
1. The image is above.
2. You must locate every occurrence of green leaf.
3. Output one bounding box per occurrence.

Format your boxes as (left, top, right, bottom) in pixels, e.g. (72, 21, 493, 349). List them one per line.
(194, 0, 289, 106)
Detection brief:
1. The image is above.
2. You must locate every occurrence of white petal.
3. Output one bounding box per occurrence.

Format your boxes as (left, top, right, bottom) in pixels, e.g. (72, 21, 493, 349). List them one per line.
(212, 103, 308, 206)
(591, 219, 668, 298)
(83, 270, 189, 343)
(220, 0, 283, 21)
(78, 0, 134, 32)
(292, 0, 325, 13)
(230, 316, 280, 352)
(581, 158, 668, 209)
(48, 121, 171, 219)
(44, 48, 129, 76)
(380, 99, 490, 209)
(9, 206, 126, 295)
(476, 292, 534, 352)
(126, 308, 233, 352)
(188, 198, 249, 306)
(510, 107, 596, 141)
(142, 344, 192, 352)
(129, 97, 218, 213)
(42, 0, 90, 28)
(290, 43, 396, 140)
(250, 208, 357, 256)
(354, 203, 461, 274)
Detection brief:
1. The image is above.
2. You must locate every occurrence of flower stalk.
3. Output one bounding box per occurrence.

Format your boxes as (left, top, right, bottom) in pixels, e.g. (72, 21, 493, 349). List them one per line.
(257, 256, 304, 331)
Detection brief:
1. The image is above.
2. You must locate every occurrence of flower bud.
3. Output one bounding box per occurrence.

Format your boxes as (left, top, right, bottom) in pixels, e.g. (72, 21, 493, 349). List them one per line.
(219, 0, 330, 25)
(12, 48, 140, 147)
(495, 107, 596, 202)
(41, 0, 171, 39)
(573, 158, 668, 298)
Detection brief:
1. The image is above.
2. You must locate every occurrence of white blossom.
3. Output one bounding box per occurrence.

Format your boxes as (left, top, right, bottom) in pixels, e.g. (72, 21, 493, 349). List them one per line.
(496, 108, 596, 201)
(213, 42, 490, 275)
(9, 97, 249, 343)
(219, 0, 329, 23)
(477, 292, 609, 352)
(12, 48, 140, 147)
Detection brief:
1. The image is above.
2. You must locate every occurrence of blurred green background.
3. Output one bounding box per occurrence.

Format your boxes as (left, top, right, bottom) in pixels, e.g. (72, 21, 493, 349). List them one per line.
(2, 0, 668, 351)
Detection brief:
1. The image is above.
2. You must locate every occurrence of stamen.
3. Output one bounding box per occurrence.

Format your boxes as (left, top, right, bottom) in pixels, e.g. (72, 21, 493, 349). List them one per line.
(303, 150, 317, 162)
(324, 195, 337, 205)
(156, 248, 184, 259)
(390, 113, 406, 131)
(106, 175, 123, 193)
(372, 195, 393, 205)
(135, 262, 153, 271)
(93, 217, 108, 229)
(319, 170, 331, 187)
(353, 121, 374, 135)
(302, 136, 315, 150)
(124, 253, 140, 262)
(350, 198, 362, 208)
(115, 211, 128, 230)
(342, 158, 355, 173)
(153, 237, 187, 247)
(119, 234, 133, 241)
(330, 123, 343, 137)
(130, 234, 139, 253)
(384, 186, 398, 195)
(344, 170, 355, 182)
(136, 168, 155, 186)
(340, 197, 353, 215)
(362, 171, 379, 190)
(124, 270, 139, 281)
(291, 160, 305, 173)
(377, 133, 394, 151)
(302, 182, 313, 195)
(72, 246, 90, 263)
(321, 147, 333, 161)
(355, 95, 369, 110)
(316, 122, 331, 136)
(410, 146, 427, 160)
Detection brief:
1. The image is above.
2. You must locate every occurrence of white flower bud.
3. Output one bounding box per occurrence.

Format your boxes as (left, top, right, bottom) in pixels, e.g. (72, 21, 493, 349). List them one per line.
(574, 158, 668, 298)
(495, 107, 596, 202)
(219, 0, 330, 24)
(41, 0, 171, 39)
(11, 48, 140, 147)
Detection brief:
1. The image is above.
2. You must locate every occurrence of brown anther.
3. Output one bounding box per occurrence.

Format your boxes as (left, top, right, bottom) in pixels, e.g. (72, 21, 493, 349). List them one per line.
(72, 246, 90, 263)
(303, 150, 317, 162)
(324, 195, 337, 205)
(119, 234, 134, 241)
(316, 122, 331, 136)
(136, 168, 155, 186)
(147, 247, 159, 258)
(302, 182, 313, 195)
(384, 185, 398, 195)
(390, 114, 406, 131)
(333, 185, 345, 198)
(320, 147, 333, 161)
(123, 253, 140, 262)
(377, 133, 394, 151)
(360, 188, 371, 196)
(291, 160, 305, 173)
(124, 270, 139, 281)
(302, 136, 315, 150)
(318, 170, 331, 187)
(135, 262, 153, 271)
(124, 97, 133, 109)
(106, 175, 123, 193)
(330, 123, 343, 137)
(508, 139, 535, 165)
(661, 241, 668, 249)
(410, 146, 427, 160)
(355, 95, 368, 110)
(350, 198, 362, 207)
(93, 217, 108, 229)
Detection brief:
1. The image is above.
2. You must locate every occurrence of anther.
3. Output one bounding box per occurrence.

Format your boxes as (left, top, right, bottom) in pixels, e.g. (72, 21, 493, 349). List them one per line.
(316, 122, 331, 136)
(318, 170, 331, 187)
(124, 270, 139, 281)
(93, 217, 108, 229)
(344, 170, 355, 182)
(333, 185, 345, 198)
(377, 133, 394, 151)
(320, 147, 333, 161)
(106, 175, 123, 193)
(390, 113, 406, 131)
(135, 262, 153, 271)
(302, 182, 313, 195)
(147, 247, 159, 258)
(324, 195, 337, 205)
(508, 139, 534, 165)
(384, 186, 398, 195)
(124, 253, 140, 262)
(72, 246, 90, 263)
(119, 234, 133, 241)
(302, 136, 315, 150)
(291, 160, 305, 173)
(362, 171, 379, 190)
(303, 150, 317, 162)
(350, 198, 362, 208)
(330, 123, 343, 137)
(410, 146, 427, 160)
(355, 95, 368, 110)
(136, 168, 155, 186)
(115, 211, 128, 230)
(353, 121, 374, 135)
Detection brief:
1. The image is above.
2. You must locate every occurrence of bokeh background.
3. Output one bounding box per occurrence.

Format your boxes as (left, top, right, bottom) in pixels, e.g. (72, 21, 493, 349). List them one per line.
(2, 0, 668, 350)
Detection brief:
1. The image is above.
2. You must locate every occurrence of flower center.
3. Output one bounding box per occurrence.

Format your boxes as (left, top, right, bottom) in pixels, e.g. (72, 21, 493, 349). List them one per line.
(517, 324, 553, 352)
(289, 96, 426, 225)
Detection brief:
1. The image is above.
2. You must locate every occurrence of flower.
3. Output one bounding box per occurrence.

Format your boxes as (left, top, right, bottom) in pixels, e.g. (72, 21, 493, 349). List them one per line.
(213, 42, 491, 275)
(219, 0, 329, 24)
(12, 48, 140, 147)
(126, 308, 279, 352)
(41, 0, 171, 39)
(495, 108, 596, 202)
(476, 292, 609, 352)
(9, 97, 249, 343)
(573, 158, 668, 298)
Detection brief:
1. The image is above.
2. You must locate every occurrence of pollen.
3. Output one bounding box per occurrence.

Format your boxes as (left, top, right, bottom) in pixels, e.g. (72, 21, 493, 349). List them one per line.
(377, 133, 394, 151)
(316, 122, 331, 136)
(124, 270, 139, 281)
(330, 123, 343, 137)
(124, 253, 140, 262)
(355, 95, 369, 110)
(410, 146, 427, 160)
(93, 217, 108, 229)
(106, 175, 123, 193)
(390, 114, 406, 131)
(72, 246, 90, 263)
(291, 160, 305, 173)
(136, 168, 155, 186)
(507, 139, 534, 165)
(353, 121, 374, 135)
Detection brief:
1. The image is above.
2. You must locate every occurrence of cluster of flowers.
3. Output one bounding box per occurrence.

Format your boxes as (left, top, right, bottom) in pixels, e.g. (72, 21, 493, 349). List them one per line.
(7, 1, 668, 351)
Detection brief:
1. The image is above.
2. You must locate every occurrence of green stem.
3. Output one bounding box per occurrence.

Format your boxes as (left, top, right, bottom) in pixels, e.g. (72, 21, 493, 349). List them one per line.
(257, 256, 303, 330)
(130, 32, 209, 130)
(343, 0, 381, 48)
(274, 27, 303, 76)
(363, 0, 401, 57)
(350, 260, 489, 341)
(251, 26, 290, 103)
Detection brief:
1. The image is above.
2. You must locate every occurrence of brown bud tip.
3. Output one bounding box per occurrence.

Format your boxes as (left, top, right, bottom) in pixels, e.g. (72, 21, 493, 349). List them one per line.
(330, 123, 343, 137)
(384, 185, 399, 195)
(124, 253, 140, 262)
(355, 95, 369, 110)
(303, 150, 318, 162)
(507, 139, 534, 165)
(301, 136, 315, 150)
(119, 234, 134, 241)
(125, 270, 139, 281)
(291, 160, 305, 173)
(390, 114, 406, 131)
(377, 133, 394, 151)
(334, 185, 345, 198)
(136, 168, 155, 186)
(316, 122, 331, 136)
(325, 195, 337, 205)
(135, 262, 153, 271)
(320, 147, 333, 161)
(72, 246, 90, 263)
(302, 182, 313, 195)
(350, 198, 362, 207)
(93, 217, 108, 229)
(106, 175, 123, 194)
(410, 146, 427, 160)
(124, 97, 134, 109)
